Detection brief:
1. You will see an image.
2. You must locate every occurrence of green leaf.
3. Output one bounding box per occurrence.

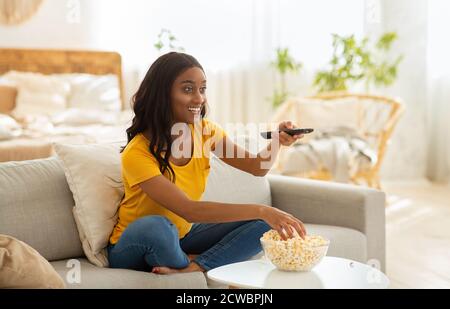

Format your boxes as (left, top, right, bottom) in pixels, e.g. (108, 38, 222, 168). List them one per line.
(270, 89, 290, 108)
(154, 42, 163, 51)
(154, 28, 185, 53)
(313, 31, 403, 92)
(376, 32, 398, 50)
(269, 47, 303, 107)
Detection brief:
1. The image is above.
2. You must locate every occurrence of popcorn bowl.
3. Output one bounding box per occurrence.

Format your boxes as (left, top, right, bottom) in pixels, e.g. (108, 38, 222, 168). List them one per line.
(260, 230, 330, 272)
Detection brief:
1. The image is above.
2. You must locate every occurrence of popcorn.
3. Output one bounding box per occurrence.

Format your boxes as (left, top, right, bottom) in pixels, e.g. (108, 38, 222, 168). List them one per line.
(260, 230, 329, 271)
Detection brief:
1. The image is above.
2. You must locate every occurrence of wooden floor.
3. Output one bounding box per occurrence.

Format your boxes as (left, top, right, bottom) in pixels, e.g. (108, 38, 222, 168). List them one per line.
(383, 180, 450, 289)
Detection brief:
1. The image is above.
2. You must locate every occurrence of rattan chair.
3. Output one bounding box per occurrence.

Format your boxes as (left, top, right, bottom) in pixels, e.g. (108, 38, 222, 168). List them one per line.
(272, 92, 405, 189)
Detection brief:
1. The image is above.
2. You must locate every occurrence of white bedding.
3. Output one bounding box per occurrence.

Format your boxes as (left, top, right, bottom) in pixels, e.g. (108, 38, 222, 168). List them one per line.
(0, 110, 132, 162)
(0, 70, 130, 162)
(0, 114, 22, 141)
(1, 71, 122, 116)
(16, 109, 131, 138)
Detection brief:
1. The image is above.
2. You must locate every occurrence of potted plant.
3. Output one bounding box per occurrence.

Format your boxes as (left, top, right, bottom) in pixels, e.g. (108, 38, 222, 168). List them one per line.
(154, 28, 185, 54)
(270, 48, 303, 108)
(313, 32, 403, 93)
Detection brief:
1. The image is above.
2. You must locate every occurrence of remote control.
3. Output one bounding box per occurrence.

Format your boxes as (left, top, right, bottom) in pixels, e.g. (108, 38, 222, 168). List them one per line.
(260, 128, 314, 139)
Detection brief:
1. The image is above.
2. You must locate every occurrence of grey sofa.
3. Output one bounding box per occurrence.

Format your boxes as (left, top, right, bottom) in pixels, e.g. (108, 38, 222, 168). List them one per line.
(0, 156, 385, 289)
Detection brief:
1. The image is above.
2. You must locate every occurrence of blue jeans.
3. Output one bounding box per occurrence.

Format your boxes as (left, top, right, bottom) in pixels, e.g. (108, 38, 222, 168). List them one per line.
(107, 215, 270, 271)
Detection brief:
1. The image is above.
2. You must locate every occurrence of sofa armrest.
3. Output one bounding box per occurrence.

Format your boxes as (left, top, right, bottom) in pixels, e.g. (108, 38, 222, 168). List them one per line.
(267, 174, 386, 271)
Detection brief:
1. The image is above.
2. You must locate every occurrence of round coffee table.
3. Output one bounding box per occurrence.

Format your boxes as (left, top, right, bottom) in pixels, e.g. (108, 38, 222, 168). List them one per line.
(207, 256, 390, 289)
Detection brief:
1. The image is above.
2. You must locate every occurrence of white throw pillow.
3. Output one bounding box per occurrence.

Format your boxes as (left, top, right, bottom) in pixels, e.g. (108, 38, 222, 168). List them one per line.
(53, 142, 124, 267)
(54, 73, 122, 112)
(51, 108, 118, 126)
(2, 71, 70, 117)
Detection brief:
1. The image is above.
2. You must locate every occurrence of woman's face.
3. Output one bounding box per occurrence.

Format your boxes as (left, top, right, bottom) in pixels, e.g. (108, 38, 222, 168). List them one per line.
(170, 67, 207, 124)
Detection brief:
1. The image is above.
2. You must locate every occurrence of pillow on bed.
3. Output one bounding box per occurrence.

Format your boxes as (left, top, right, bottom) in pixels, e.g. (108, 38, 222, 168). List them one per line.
(2, 71, 70, 117)
(0, 84, 18, 114)
(51, 108, 118, 126)
(54, 73, 122, 112)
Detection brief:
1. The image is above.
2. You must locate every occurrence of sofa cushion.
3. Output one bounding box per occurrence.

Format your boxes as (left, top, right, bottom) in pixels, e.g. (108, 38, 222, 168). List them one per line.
(53, 143, 123, 268)
(0, 158, 84, 261)
(51, 258, 207, 289)
(304, 224, 367, 263)
(202, 155, 272, 206)
(0, 234, 65, 289)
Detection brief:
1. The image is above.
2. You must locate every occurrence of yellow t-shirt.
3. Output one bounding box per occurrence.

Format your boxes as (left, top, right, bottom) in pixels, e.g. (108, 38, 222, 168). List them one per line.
(109, 118, 226, 245)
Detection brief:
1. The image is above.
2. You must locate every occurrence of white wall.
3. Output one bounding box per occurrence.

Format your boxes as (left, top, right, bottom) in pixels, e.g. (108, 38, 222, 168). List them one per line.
(0, 0, 139, 104)
(0, 0, 94, 48)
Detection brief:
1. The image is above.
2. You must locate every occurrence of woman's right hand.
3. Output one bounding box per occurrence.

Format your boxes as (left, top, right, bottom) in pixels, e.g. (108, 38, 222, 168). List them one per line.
(259, 206, 307, 241)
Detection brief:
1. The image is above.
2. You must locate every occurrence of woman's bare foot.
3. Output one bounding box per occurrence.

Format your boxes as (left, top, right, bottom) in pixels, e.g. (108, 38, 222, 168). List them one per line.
(188, 254, 199, 262)
(152, 262, 204, 275)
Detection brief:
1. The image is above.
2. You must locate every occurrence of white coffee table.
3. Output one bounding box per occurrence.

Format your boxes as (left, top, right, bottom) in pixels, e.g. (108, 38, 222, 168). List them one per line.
(207, 256, 390, 289)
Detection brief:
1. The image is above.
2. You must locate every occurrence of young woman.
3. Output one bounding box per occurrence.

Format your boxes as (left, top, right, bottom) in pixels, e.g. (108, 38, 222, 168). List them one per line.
(108, 52, 307, 275)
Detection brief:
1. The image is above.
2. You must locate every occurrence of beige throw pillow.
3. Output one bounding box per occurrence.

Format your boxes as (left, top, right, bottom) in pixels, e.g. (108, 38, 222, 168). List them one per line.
(53, 143, 124, 267)
(0, 85, 18, 114)
(0, 235, 65, 289)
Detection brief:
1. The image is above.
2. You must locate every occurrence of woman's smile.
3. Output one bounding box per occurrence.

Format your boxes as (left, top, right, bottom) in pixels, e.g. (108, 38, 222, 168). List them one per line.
(188, 105, 202, 114)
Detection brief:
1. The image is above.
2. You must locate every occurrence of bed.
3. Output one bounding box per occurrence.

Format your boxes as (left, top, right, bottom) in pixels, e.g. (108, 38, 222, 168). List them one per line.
(0, 48, 132, 162)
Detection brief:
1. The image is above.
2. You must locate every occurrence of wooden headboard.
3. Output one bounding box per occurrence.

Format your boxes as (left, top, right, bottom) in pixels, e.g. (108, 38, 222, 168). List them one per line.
(0, 48, 125, 110)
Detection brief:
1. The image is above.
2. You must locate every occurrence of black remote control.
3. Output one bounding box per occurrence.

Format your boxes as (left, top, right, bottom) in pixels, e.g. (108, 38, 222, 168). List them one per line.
(260, 128, 314, 139)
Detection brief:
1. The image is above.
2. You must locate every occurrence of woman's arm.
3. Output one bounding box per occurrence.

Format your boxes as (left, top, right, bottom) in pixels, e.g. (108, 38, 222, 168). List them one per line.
(139, 175, 306, 240)
(213, 121, 303, 177)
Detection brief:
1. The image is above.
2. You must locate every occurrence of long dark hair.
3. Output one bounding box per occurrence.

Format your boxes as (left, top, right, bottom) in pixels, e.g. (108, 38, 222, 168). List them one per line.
(123, 52, 207, 183)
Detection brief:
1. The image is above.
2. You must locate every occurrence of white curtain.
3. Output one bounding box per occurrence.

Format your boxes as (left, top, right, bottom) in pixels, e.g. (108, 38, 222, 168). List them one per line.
(204, 0, 280, 127)
(365, 0, 450, 182)
(426, 0, 450, 182)
(207, 0, 365, 128)
(206, 0, 365, 127)
(91, 0, 364, 127)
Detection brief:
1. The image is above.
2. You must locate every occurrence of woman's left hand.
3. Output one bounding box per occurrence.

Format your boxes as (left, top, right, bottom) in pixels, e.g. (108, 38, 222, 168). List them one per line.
(277, 121, 304, 147)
